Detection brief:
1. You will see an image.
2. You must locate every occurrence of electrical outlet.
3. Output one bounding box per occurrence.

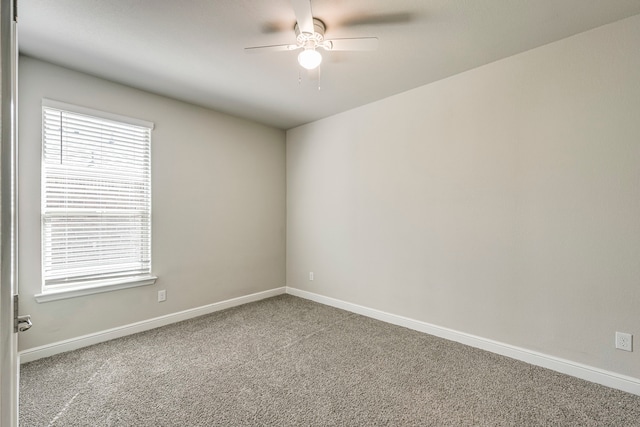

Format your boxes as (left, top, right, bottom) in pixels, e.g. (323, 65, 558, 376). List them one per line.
(158, 290, 167, 302)
(309, 272, 314, 281)
(615, 332, 632, 352)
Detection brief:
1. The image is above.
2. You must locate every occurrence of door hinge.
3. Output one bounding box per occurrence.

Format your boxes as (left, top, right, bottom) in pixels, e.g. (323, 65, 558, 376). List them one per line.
(13, 0, 17, 22)
(13, 295, 19, 332)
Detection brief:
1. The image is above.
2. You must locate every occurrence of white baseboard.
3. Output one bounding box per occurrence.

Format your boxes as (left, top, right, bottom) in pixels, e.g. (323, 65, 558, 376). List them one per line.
(286, 287, 640, 397)
(20, 285, 640, 397)
(19, 287, 286, 364)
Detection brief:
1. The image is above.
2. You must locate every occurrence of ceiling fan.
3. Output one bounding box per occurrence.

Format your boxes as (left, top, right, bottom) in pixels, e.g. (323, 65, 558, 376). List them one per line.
(245, 0, 379, 70)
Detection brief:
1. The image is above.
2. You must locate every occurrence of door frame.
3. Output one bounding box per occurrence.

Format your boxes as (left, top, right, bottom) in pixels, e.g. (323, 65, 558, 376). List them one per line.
(0, 0, 19, 425)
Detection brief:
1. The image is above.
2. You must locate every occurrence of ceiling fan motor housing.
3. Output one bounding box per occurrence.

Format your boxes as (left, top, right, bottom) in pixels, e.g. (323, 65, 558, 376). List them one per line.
(295, 18, 327, 49)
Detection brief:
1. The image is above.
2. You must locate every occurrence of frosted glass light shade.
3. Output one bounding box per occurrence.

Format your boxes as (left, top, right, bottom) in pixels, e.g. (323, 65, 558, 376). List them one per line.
(298, 49, 322, 70)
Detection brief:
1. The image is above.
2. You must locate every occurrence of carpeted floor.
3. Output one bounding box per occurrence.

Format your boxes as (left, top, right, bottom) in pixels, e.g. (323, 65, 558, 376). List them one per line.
(19, 295, 640, 426)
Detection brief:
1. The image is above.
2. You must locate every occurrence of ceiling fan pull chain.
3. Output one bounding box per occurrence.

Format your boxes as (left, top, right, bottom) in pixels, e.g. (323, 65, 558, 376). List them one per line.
(318, 66, 321, 91)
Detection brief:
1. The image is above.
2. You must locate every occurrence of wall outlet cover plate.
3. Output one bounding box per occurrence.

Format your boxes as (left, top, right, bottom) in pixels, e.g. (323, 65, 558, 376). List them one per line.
(615, 332, 633, 352)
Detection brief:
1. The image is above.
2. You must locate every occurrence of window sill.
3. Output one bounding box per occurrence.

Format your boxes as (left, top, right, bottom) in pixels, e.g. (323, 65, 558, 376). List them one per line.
(34, 275, 158, 303)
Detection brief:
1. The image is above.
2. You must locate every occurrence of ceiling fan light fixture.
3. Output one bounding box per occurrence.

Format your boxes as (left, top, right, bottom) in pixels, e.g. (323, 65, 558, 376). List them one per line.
(298, 48, 322, 70)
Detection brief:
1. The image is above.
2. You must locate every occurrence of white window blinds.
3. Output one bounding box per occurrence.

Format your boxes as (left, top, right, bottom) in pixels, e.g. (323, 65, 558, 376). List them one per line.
(42, 101, 153, 289)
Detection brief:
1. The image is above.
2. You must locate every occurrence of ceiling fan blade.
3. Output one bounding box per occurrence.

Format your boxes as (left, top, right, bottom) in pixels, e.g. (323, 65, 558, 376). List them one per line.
(260, 21, 290, 34)
(339, 12, 414, 27)
(244, 44, 300, 54)
(291, 0, 314, 34)
(324, 37, 379, 51)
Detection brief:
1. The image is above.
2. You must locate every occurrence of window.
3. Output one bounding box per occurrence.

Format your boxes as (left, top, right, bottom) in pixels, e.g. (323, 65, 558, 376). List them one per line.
(39, 99, 156, 301)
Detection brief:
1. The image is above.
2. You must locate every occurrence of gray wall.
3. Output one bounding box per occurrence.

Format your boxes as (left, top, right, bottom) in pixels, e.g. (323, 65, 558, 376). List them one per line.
(18, 56, 286, 351)
(287, 15, 640, 379)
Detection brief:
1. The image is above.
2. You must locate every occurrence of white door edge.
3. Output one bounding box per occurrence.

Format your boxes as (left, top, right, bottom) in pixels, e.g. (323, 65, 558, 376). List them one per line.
(0, 0, 20, 425)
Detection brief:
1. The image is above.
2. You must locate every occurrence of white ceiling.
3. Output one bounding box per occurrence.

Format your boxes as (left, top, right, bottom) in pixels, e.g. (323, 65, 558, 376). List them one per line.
(18, 0, 640, 130)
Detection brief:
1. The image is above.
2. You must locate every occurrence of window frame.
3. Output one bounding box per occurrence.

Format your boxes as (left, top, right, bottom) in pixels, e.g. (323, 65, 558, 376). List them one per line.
(35, 99, 157, 303)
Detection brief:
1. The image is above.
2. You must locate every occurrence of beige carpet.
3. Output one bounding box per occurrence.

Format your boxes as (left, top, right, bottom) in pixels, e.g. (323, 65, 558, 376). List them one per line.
(19, 295, 640, 426)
